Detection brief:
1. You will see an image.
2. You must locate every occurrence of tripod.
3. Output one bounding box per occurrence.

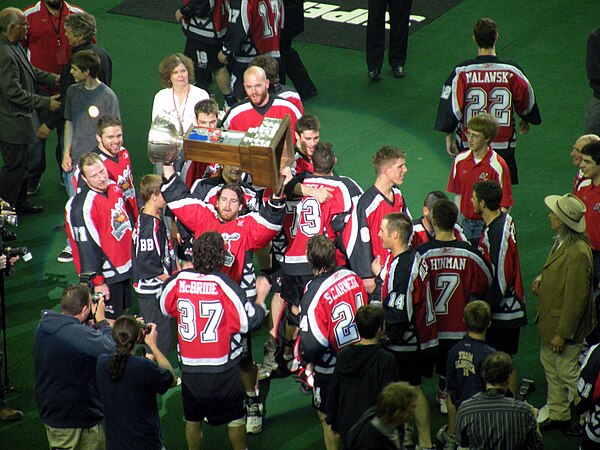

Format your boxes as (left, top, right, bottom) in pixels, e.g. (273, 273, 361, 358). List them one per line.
(0, 262, 17, 395)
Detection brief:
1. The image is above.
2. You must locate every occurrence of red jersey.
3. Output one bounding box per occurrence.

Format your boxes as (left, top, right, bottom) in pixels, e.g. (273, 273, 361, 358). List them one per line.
(447, 149, 513, 220)
(282, 175, 363, 275)
(478, 213, 526, 328)
(416, 240, 491, 340)
(435, 55, 541, 156)
(223, 96, 302, 143)
(162, 174, 284, 299)
(344, 185, 410, 278)
(24, 1, 85, 93)
(160, 270, 265, 373)
(92, 147, 139, 222)
(223, 0, 283, 62)
(299, 268, 366, 374)
(293, 148, 313, 175)
(65, 182, 133, 285)
(576, 180, 600, 251)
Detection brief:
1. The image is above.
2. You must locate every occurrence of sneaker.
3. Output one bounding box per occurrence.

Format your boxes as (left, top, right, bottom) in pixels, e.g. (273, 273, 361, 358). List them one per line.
(262, 339, 279, 371)
(436, 425, 457, 450)
(438, 389, 448, 414)
(246, 402, 264, 434)
(57, 246, 73, 263)
(0, 406, 23, 422)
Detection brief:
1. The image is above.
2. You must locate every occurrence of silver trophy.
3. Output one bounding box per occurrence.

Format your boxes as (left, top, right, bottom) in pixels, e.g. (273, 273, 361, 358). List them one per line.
(147, 111, 184, 164)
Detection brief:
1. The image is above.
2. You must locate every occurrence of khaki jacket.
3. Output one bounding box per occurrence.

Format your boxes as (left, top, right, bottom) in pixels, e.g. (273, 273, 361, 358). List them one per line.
(536, 239, 596, 344)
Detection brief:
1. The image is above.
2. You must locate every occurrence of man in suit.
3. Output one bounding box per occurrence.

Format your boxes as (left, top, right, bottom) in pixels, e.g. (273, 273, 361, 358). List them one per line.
(0, 7, 59, 214)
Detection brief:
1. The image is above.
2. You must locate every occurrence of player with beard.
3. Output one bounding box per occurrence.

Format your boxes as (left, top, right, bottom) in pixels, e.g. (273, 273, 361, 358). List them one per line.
(222, 66, 302, 141)
(293, 114, 320, 175)
(161, 163, 288, 434)
(75, 115, 139, 221)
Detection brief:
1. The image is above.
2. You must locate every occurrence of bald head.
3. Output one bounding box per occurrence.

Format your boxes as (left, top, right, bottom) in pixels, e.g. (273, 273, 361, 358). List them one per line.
(0, 7, 25, 38)
(571, 134, 600, 166)
(243, 66, 270, 107)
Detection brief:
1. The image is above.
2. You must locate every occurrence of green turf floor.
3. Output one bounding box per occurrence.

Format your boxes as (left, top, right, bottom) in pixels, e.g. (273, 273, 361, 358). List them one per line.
(0, 0, 598, 448)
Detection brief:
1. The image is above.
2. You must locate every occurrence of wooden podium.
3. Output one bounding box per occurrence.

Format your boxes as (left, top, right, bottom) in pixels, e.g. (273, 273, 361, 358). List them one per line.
(183, 116, 294, 189)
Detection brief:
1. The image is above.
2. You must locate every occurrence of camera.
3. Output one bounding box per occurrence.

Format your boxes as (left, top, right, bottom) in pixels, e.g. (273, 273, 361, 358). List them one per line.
(515, 378, 535, 401)
(0, 201, 18, 228)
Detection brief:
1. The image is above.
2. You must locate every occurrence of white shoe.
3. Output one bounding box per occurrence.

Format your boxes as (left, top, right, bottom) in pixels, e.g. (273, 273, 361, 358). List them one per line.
(438, 389, 448, 414)
(57, 246, 73, 263)
(246, 402, 263, 434)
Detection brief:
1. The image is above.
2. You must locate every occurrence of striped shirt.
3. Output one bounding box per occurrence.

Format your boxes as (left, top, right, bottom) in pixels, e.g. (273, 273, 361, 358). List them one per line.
(455, 390, 543, 450)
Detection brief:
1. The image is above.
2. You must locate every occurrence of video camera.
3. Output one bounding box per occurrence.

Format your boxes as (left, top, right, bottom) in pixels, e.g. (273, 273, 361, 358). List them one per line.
(515, 378, 535, 401)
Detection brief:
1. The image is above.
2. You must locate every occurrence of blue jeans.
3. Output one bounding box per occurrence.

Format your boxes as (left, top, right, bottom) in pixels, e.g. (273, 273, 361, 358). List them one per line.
(461, 218, 485, 246)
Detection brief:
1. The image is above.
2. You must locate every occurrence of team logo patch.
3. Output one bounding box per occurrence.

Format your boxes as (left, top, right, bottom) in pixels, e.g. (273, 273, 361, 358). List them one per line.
(478, 172, 489, 181)
(222, 232, 241, 267)
(111, 198, 132, 241)
(594, 203, 600, 213)
(360, 227, 370, 243)
(118, 168, 135, 199)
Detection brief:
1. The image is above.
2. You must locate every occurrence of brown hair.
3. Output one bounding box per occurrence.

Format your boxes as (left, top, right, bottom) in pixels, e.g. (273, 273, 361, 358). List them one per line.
(158, 53, 195, 88)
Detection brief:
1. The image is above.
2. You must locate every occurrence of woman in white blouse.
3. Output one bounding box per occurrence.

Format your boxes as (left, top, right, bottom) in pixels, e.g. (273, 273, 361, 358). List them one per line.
(152, 53, 209, 171)
(152, 53, 209, 134)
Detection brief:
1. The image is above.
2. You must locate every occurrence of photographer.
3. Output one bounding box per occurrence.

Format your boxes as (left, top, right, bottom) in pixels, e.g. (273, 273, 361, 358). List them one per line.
(455, 352, 543, 450)
(33, 284, 115, 450)
(96, 317, 176, 449)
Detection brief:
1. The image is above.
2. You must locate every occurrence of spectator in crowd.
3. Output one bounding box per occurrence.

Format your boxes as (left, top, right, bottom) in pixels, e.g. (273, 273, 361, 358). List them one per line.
(0, 7, 59, 215)
(532, 193, 596, 432)
(455, 352, 543, 449)
(96, 316, 176, 450)
(438, 300, 495, 450)
(346, 382, 418, 450)
(327, 305, 399, 446)
(34, 284, 114, 450)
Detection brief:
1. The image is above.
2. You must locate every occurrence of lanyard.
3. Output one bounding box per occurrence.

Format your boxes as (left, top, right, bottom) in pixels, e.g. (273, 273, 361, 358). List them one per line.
(46, 2, 64, 46)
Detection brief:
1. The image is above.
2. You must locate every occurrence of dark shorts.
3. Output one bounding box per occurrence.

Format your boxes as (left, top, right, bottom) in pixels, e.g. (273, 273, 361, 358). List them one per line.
(386, 349, 435, 386)
(435, 339, 460, 378)
(104, 279, 132, 319)
(312, 372, 331, 413)
(181, 367, 245, 425)
(486, 326, 521, 355)
(184, 39, 224, 72)
(276, 271, 312, 307)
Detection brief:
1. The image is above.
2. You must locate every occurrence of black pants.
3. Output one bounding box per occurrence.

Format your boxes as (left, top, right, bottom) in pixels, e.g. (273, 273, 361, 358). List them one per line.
(279, 31, 317, 98)
(0, 141, 28, 208)
(365, 0, 413, 70)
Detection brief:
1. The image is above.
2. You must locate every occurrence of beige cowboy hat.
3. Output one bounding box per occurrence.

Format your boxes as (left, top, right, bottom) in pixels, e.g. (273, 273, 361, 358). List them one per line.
(544, 193, 587, 233)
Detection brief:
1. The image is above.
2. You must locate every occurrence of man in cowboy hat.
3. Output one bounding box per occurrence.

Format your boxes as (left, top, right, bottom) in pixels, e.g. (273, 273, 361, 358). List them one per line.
(532, 193, 596, 434)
